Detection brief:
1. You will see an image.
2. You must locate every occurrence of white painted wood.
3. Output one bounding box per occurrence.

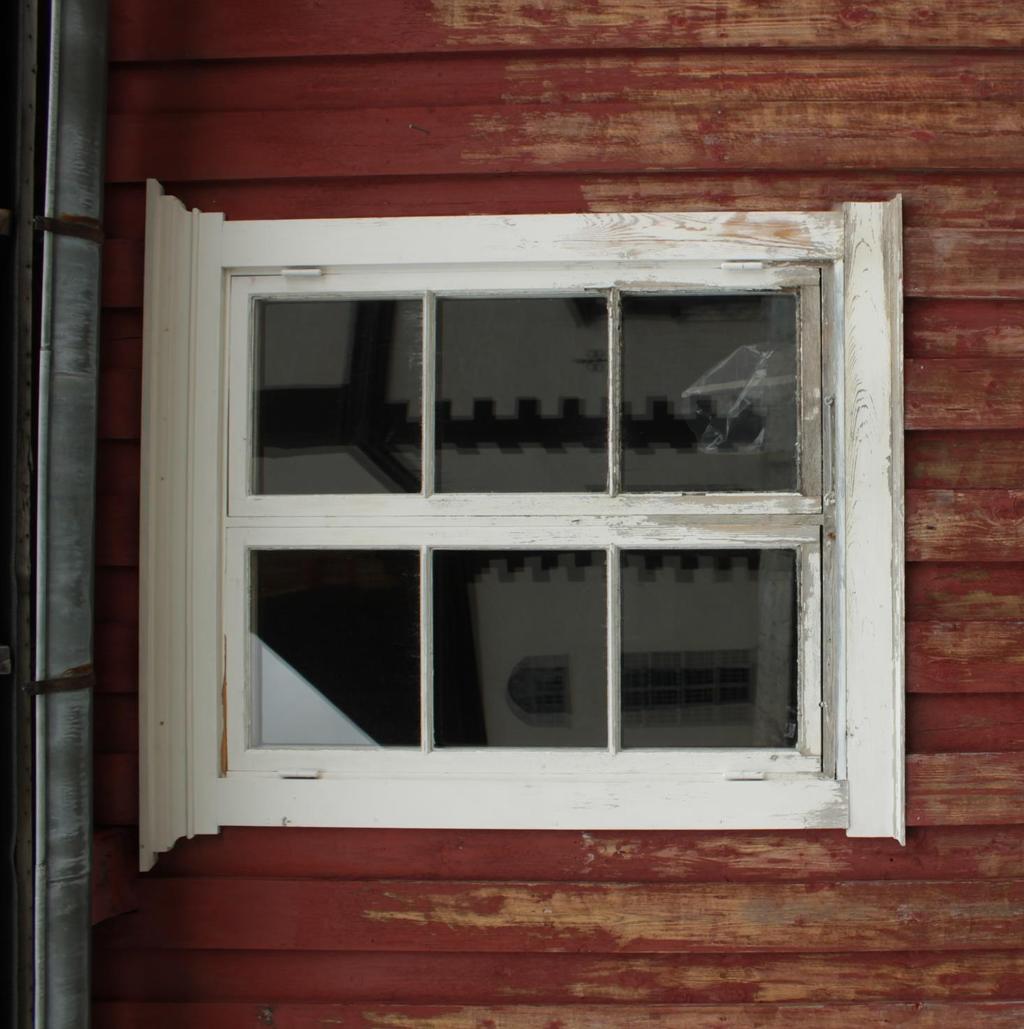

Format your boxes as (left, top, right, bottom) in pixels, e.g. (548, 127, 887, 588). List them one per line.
(221, 211, 843, 270)
(138, 185, 906, 861)
(230, 493, 823, 520)
(607, 289, 622, 497)
(820, 259, 845, 782)
(213, 773, 847, 832)
(223, 520, 821, 549)
(421, 294, 437, 497)
(842, 198, 905, 842)
(139, 182, 192, 871)
(606, 546, 621, 754)
(419, 547, 434, 753)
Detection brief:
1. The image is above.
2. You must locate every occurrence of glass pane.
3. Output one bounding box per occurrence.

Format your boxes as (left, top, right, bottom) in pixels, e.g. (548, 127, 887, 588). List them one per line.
(620, 549, 797, 748)
(252, 550, 420, 746)
(254, 299, 422, 494)
(434, 550, 606, 747)
(621, 294, 798, 492)
(436, 297, 608, 492)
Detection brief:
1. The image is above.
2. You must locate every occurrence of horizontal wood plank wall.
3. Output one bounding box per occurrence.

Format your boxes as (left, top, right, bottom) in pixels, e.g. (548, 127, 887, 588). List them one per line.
(95, 2, 1024, 1024)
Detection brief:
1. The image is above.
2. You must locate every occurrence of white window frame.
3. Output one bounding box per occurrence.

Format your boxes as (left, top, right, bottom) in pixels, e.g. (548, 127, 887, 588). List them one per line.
(139, 180, 904, 870)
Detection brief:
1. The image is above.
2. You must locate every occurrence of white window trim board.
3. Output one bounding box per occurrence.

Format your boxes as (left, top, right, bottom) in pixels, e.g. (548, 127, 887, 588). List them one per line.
(138, 181, 904, 871)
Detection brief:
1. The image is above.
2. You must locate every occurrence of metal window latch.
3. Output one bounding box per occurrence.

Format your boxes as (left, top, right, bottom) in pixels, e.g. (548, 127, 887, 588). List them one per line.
(723, 771, 767, 781)
(280, 267, 323, 278)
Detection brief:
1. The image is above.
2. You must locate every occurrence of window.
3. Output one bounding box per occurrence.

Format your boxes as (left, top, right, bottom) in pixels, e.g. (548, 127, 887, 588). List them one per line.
(139, 184, 904, 869)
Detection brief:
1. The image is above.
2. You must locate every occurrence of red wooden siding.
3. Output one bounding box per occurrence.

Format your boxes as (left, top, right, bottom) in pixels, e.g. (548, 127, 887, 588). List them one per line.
(94, 2, 1024, 1024)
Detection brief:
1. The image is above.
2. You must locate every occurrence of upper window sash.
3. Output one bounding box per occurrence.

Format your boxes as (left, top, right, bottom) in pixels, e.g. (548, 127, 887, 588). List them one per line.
(226, 269, 823, 520)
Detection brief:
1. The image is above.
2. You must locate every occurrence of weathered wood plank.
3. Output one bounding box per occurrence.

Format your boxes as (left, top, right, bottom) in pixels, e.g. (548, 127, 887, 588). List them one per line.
(96, 492, 139, 568)
(107, 0, 1024, 59)
(909, 622, 1024, 694)
(97, 365, 141, 439)
(102, 239, 142, 309)
(98, 440, 141, 498)
(107, 52, 1024, 115)
(95, 621, 138, 694)
(906, 362, 1024, 430)
(906, 299, 1024, 359)
(908, 694, 1024, 752)
(105, 175, 1024, 238)
(90, 1000, 1024, 1029)
(907, 228, 1024, 299)
(907, 751, 1024, 825)
(93, 827, 138, 925)
(92, 947, 1024, 1005)
(94, 694, 138, 755)
(907, 432, 1024, 489)
(105, 104, 1024, 184)
(907, 491, 1024, 562)
(95, 752, 138, 827)
(148, 825, 1024, 882)
(907, 564, 1024, 621)
(88, 875, 1024, 952)
(95, 568, 139, 627)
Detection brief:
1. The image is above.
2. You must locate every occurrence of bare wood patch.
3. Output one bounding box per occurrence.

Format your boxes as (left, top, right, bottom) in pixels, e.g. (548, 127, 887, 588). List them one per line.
(907, 490, 1024, 562)
(907, 564, 1024, 621)
(907, 432, 1024, 489)
(908, 751, 1024, 825)
(93, 876, 1024, 951)
(105, 104, 1024, 185)
(108, 0, 1024, 59)
(906, 360, 1024, 430)
(107, 52, 1024, 114)
(909, 622, 1024, 693)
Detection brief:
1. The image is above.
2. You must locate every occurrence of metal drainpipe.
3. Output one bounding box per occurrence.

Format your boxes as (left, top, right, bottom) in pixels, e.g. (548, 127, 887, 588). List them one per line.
(33, 0, 107, 1026)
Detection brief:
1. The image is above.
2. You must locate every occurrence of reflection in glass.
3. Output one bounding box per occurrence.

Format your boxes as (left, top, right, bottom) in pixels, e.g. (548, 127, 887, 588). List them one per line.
(433, 551, 606, 747)
(252, 550, 420, 746)
(436, 298, 608, 492)
(620, 550, 797, 748)
(621, 294, 798, 492)
(254, 299, 422, 494)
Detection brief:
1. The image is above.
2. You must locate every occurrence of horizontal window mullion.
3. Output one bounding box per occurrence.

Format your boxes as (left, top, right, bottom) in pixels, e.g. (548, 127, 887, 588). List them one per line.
(225, 518, 820, 551)
(228, 494, 822, 521)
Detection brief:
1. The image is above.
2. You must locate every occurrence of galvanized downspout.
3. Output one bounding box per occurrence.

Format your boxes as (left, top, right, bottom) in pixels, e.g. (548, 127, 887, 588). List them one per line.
(33, 0, 107, 1026)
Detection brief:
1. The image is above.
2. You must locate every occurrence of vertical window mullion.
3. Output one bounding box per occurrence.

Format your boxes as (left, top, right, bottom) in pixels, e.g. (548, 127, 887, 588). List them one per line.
(421, 291, 437, 497)
(607, 287, 622, 497)
(607, 544, 621, 754)
(420, 545, 434, 752)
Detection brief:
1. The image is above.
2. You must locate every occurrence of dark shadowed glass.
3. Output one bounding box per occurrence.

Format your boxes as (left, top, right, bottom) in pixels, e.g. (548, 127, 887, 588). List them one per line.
(436, 297, 608, 492)
(621, 294, 798, 492)
(254, 299, 422, 494)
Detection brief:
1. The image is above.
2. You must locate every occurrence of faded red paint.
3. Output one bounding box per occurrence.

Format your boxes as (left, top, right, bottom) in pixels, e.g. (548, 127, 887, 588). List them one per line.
(93, 2, 1024, 1023)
